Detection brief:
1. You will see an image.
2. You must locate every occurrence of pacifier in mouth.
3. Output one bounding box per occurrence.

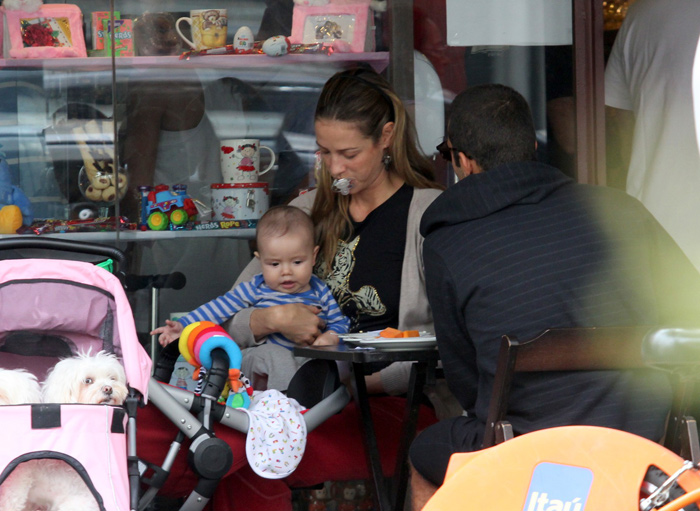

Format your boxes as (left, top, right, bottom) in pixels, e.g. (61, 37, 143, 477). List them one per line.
(331, 178, 354, 195)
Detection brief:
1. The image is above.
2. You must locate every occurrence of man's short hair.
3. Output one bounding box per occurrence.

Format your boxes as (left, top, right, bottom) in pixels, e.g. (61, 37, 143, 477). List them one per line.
(256, 205, 315, 246)
(447, 84, 537, 171)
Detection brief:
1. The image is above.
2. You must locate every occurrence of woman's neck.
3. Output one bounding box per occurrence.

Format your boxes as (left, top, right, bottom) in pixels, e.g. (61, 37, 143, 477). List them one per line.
(349, 173, 404, 222)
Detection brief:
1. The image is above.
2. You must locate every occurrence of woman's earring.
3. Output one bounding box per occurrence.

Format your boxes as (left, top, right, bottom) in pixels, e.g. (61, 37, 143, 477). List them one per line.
(382, 153, 392, 168)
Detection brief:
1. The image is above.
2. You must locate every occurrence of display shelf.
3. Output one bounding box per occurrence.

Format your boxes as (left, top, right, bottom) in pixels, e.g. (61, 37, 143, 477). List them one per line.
(0, 229, 255, 242)
(0, 52, 390, 72)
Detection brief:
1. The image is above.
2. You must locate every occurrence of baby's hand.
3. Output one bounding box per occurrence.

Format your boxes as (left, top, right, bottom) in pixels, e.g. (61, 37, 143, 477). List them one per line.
(312, 331, 340, 347)
(151, 319, 184, 347)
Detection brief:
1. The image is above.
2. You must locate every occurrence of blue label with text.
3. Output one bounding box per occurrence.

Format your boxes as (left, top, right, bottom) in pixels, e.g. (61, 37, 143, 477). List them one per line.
(522, 462, 593, 511)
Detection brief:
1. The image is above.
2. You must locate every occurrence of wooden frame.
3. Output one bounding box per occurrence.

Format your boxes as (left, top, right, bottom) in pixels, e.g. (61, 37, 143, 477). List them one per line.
(482, 325, 700, 456)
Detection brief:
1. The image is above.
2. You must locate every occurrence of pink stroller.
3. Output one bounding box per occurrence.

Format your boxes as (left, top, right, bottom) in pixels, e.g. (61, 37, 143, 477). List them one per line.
(0, 238, 350, 511)
(0, 238, 151, 511)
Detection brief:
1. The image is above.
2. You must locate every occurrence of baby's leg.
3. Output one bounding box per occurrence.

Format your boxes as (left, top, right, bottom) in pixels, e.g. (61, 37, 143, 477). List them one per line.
(241, 343, 307, 392)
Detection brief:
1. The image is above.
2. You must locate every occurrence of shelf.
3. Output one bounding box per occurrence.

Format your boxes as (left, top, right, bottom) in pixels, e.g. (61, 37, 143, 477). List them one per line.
(0, 52, 390, 73)
(0, 229, 255, 242)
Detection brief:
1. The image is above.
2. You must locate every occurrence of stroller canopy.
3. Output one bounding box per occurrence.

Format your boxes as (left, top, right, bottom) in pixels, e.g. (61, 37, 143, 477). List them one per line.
(0, 258, 151, 399)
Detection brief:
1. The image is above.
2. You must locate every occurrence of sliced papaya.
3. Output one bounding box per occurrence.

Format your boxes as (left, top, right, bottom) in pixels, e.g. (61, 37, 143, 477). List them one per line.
(379, 327, 403, 338)
(402, 330, 420, 338)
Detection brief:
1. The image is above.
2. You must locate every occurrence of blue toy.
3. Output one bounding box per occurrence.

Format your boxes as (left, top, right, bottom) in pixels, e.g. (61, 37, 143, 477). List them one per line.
(0, 145, 33, 226)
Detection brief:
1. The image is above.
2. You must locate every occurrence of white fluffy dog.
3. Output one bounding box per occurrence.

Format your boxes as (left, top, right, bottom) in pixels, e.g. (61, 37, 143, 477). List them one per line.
(0, 351, 128, 511)
(42, 350, 128, 405)
(0, 368, 41, 405)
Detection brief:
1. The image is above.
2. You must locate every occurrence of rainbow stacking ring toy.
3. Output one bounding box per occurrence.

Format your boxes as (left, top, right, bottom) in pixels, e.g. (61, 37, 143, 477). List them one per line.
(178, 321, 250, 408)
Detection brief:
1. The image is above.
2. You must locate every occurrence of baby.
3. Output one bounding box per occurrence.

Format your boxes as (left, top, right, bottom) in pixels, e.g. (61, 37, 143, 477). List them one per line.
(152, 205, 350, 390)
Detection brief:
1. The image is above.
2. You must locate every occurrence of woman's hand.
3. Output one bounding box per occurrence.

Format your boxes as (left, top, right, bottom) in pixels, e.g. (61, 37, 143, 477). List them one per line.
(312, 331, 340, 346)
(250, 304, 326, 345)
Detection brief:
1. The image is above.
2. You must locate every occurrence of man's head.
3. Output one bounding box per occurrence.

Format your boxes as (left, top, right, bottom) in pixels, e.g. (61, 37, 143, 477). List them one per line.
(255, 206, 319, 294)
(446, 84, 537, 176)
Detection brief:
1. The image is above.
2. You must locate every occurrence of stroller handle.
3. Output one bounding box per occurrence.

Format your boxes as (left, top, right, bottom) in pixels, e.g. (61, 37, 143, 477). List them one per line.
(0, 237, 127, 276)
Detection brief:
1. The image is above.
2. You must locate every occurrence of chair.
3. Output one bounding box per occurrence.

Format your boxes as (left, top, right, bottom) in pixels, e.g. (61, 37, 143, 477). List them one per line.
(482, 326, 700, 460)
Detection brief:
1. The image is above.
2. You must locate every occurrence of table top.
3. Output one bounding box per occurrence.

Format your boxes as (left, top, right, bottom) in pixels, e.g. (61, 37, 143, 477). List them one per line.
(293, 341, 440, 364)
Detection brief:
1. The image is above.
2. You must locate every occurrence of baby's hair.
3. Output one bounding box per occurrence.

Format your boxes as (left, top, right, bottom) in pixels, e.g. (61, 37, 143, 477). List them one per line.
(256, 205, 315, 246)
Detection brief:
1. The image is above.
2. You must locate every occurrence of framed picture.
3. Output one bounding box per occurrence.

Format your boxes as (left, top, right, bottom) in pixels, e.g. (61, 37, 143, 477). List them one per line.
(291, 3, 373, 53)
(2, 3, 87, 59)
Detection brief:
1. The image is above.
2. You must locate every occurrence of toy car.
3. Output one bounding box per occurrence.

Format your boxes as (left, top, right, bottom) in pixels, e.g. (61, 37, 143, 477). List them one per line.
(143, 184, 197, 231)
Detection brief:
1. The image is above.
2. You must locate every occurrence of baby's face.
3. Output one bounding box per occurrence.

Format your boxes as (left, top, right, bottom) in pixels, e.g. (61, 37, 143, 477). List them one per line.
(256, 231, 318, 294)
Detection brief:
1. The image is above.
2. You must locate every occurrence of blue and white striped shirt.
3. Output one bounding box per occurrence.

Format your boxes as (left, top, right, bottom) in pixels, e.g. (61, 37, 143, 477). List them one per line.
(178, 273, 350, 350)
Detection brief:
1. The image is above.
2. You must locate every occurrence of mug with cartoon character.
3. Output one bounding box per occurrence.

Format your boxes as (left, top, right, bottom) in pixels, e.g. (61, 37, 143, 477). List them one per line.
(219, 138, 276, 183)
(210, 183, 269, 221)
(176, 9, 227, 51)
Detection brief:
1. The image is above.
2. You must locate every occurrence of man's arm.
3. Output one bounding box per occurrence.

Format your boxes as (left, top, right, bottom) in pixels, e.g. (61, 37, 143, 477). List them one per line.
(423, 242, 478, 412)
(605, 106, 635, 190)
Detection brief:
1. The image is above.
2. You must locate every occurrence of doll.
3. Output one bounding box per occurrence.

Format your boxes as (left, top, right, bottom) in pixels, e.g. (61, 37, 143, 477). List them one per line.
(307, 486, 330, 511)
(337, 485, 357, 511)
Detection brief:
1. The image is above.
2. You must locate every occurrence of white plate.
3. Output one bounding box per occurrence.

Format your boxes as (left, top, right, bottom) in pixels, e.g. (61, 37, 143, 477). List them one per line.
(341, 331, 437, 350)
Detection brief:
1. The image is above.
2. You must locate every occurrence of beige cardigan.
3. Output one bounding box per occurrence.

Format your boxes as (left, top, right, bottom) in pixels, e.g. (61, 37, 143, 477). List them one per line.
(225, 186, 442, 394)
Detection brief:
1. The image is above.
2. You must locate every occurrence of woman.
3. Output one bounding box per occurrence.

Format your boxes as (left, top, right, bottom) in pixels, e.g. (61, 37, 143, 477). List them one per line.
(215, 68, 447, 510)
(229, 67, 444, 394)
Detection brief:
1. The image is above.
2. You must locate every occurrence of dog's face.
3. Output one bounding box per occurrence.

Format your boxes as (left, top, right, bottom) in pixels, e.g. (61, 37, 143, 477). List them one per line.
(0, 368, 41, 405)
(42, 351, 128, 405)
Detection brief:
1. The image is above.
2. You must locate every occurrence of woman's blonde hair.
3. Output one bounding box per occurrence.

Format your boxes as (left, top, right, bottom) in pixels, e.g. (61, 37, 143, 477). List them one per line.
(311, 68, 442, 273)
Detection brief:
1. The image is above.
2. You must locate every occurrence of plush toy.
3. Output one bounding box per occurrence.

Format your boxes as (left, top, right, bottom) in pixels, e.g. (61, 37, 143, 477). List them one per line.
(0, 145, 33, 232)
(1, 0, 44, 13)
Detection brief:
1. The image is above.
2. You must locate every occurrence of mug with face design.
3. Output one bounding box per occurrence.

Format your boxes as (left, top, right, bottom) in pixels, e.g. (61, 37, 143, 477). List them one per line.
(176, 9, 227, 51)
(220, 138, 276, 183)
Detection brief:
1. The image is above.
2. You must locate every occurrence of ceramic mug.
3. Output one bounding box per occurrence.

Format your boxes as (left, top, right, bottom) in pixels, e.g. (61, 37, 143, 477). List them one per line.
(211, 183, 270, 221)
(176, 9, 228, 51)
(220, 139, 276, 183)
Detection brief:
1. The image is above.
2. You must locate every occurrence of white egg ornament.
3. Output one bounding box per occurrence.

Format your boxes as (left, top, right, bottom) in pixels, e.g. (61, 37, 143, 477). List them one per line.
(233, 26, 255, 53)
(262, 36, 290, 57)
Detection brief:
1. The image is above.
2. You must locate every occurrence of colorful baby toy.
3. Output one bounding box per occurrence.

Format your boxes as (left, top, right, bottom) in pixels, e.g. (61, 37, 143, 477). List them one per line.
(178, 321, 252, 408)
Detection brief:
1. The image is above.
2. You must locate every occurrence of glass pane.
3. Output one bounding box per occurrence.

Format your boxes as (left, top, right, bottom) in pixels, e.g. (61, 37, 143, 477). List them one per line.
(426, 0, 577, 179)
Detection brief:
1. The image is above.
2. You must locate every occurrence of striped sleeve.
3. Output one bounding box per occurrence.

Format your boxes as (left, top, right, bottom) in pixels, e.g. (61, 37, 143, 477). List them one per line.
(178, 278, 261, 327)
(313, 277, 350, 334)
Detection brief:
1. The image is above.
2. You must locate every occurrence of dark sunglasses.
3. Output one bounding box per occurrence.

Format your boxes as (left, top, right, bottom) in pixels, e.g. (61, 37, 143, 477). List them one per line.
(436, 138, 464, 163)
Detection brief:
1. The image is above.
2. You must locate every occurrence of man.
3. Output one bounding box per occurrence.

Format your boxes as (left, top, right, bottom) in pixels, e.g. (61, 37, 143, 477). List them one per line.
(409, 84, 700, 508)
(605, 0, 700, 270)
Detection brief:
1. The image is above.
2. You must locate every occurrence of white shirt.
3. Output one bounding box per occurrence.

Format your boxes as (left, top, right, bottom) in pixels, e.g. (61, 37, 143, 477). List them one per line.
(605, 0, 700, 270)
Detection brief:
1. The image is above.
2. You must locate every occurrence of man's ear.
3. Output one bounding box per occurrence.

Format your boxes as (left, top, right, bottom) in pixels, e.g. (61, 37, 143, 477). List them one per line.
(459, 153, 483, 176)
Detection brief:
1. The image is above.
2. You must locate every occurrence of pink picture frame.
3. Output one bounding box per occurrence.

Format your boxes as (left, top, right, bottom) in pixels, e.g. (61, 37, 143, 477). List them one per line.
(290, 2, 373, 53)
(2, 3, 87, 59)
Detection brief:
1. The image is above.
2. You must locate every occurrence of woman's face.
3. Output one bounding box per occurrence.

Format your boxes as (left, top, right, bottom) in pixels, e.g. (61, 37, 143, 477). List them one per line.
(315, 118, 393, 196)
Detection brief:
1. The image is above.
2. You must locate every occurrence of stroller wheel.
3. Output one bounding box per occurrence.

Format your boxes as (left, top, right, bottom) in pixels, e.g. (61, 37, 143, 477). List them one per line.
(642, 466, 700, 511)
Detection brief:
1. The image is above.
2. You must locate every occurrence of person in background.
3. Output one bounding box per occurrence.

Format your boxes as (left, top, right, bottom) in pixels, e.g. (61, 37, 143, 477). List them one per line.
(605, 0, 700, 270)
(152, 205, 349, 391)
(410, 83, 700, 509)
